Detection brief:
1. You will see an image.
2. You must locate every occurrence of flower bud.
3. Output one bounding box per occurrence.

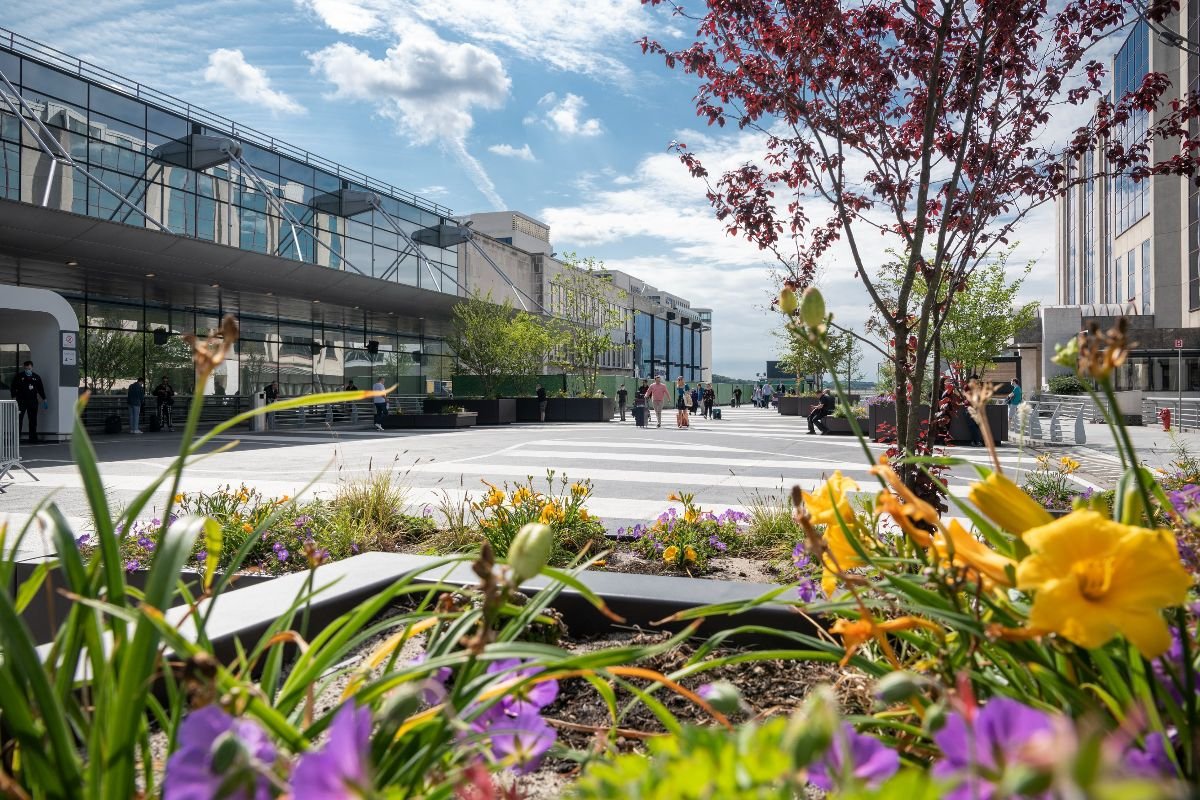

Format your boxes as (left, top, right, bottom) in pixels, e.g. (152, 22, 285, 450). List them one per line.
(698, 681, 742, 715)
(1052, 336, 1080, 370)
(873, 671, 924, 705)
(800, 287, 826, 329)
(778, 287, 798, 315)
(785, 685, 838, 766)
(509, 523, 554, 582)
(923, 701, 948, 736)
(210, 731, 250, 773)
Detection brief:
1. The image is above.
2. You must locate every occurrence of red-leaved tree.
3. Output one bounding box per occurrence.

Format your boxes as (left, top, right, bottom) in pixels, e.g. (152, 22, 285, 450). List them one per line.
(640, 0, 1200, 488)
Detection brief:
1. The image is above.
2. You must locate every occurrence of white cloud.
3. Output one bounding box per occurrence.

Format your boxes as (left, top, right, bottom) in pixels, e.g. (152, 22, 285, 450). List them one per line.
(203, 49, 305, 115)
(488, 143, 536, 161)
(309, 25, 511, 208)
(297, 0, 656, 82)
(538, 92, 603, 137)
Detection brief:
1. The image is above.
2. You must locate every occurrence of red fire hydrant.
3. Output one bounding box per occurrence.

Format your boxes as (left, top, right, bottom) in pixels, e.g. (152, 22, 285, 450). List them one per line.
(1160, 407, 1172, 431)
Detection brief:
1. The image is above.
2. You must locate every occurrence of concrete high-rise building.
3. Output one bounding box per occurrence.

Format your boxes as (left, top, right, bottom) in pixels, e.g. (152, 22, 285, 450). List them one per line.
(1051, 9, 1200, 393)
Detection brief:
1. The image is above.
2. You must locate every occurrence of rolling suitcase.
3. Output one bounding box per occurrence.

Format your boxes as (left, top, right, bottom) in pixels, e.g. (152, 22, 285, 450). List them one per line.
(712, 407, 722, 420)
(633, 404, 647, 428)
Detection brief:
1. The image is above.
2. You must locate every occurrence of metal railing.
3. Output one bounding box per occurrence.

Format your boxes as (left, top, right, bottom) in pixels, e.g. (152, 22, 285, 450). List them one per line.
(0, 399, 37, 490)
(0, 26, 454, 218)
(1142, 397, 1200, 430)
(1021, 396, 1087, 444)
(266, 397, 424, 429)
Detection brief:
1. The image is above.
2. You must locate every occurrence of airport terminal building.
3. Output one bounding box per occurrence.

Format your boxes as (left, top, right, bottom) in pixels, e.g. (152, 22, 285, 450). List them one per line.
(0, 28, 470, 438)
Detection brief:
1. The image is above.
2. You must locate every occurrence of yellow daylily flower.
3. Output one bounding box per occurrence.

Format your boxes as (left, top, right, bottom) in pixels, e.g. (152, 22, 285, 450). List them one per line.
(570, 483, 587, 497)
(667, 492, 681, 502)
(579, 509, 590, 522)
(538, 502, 565, 525)
(1016, 510, 1191, 657)
(241, 523, 253, 533)
(803, 471, 859, 528)
(1059, 457, 1080, 475)
(483, 484, 505, 508)
(511, 486, 533, 506)
(662, 545, 679, 564)
(933, 520, 1016, 589)
(804, 472, 865, 596)
(875, 490, 935, 548)
(830, 615, 942, 667)
(683, 546, 698, 563)
(968, 471, 1052, 536)
(683, 508, 700, 524)
(173, 493, 185, 504)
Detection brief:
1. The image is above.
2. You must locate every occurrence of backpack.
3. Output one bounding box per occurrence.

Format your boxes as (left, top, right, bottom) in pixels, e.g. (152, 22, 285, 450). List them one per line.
(103, 414, 122, 435)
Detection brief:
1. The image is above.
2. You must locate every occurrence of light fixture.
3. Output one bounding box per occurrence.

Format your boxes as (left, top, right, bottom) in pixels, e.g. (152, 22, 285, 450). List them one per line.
(144, 272, 156, 278)
(266, 291, 274, 296)
(210, 282, 220, 288)
(65, 259, 78, 266)
(312, 299, 321, 304)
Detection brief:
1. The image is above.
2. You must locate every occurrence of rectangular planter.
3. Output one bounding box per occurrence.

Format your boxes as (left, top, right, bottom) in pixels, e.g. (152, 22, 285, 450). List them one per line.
(515, 397, 615, 422)
(778, 395, 860, 417)
(381, 413, 477, 429)
(868, 402, 1008, 443)
(424, 398, 516, 425)
(14, 558, 276, 645)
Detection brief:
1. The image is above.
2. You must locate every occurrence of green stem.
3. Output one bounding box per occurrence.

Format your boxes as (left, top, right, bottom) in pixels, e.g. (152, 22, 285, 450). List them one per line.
(1176, 606, 1196, 778)
(1100, 380, 1154, 522)
(819, 332, 884, 487)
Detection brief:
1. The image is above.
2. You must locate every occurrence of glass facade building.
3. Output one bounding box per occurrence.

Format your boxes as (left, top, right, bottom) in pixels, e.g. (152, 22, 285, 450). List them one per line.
(633, 310, 704, 382)
(0, 29, 462, 399)
(1113, 18, 1150, 236)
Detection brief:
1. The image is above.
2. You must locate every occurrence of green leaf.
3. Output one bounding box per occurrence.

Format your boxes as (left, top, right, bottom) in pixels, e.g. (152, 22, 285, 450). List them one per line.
(203, 518, 223, 591)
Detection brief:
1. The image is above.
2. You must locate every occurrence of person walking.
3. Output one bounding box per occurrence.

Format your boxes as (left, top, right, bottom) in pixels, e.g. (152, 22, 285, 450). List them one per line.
(751, 385, 761, 408)
(807, 388, 835, 434)
(732, 386, 742, 408)
(645, 375, 670, 428)
(10, 360, 47, 443)
(689, 384, 700, 415)
(372, 377, 388, 431)
(617, 384, 628, 422)
(676, 379, 691, 428)
(1008, 377, 1023, 429)
(127, 376, 145, 434)
(536, 384, 548, 422)
(153, 375, 176, 432)
(703, 384, 715, 418)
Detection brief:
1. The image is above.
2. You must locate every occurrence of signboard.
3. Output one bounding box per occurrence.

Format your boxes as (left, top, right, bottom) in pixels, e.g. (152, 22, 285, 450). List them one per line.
(765, 360, 789, 380)
(1176, 339, 1184, 349)
(62, 350, 77, 366)
(61, 331, 77, 349)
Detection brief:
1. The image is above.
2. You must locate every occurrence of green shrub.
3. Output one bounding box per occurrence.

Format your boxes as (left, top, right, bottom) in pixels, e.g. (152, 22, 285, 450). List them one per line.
(1047, 373, 1089, 394)
(468, 472, 605, 565)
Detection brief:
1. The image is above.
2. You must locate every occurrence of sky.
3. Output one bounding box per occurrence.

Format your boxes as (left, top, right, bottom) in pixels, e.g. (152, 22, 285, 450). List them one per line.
(5, 1, 1124, 381)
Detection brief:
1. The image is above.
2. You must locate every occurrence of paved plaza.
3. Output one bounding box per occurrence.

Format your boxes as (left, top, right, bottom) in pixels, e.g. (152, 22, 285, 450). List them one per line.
(0, 407, 1068, 561)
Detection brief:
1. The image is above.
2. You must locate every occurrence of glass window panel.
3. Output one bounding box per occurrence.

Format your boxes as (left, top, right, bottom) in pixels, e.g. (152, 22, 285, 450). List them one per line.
(0, 140, 17, 201)
(1127, 248, 1136, 300)
(1141, 239, 1152, 313)
(89, 85, 145, 126)
(20, 59, 88, 105)
(0, 108, 18, 143)
(313, 168, 340, 192)
(239, 142, 279, 175)
(0, 51, 19, 83)
(345, 237, 373, 275)
(146, 106, 188, 139)
(279, 156, 314, 186)
(88, 112, 147, 147)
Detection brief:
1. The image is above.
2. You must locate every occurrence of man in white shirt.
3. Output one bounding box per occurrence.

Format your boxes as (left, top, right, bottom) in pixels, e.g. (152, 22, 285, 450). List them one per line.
(372, 378, 387, 431)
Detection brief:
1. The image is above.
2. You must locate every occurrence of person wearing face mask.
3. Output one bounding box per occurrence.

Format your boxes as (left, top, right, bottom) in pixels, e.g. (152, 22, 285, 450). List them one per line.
(10, 360, 47, 443)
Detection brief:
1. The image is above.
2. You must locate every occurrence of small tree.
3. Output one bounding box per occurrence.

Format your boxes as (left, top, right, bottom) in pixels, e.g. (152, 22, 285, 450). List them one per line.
(81, 320, 142, 393)
(776, 324, 825, 389)
(828, 331, 863, 390)
(448, 293, 533, 397)
(549, 254, 632, 396)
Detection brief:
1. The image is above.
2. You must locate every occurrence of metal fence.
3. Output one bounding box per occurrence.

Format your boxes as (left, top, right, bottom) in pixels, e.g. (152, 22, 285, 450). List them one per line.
(77, 394, 427, 433)
(1142, 397, 1200, 430)
(1021, 396, 1088, 444)
(0, 399, 36, 490)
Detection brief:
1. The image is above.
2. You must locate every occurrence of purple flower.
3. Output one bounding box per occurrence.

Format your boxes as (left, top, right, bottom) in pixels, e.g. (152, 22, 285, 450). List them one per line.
(137, 536, 154, 549)
(411, 654, 453, 705)
(808, 723, 899, 791)
(933, 697, 1057, 800)
(473, 706, 556, 775)
(291, 703, 373, 799)
(1152, 627, 1197, 704)
(487, 659, 558, 712)
(272, 542, 289, 562)
(293, 515, 313, 529)
(163, 706, 276, 800)
(124, 559, 141, 572)
(708, 535, 728, 553)
(350, 543, 360, 554)
(1123, 733, 1175, 778)
(195, 549, 207, 564)
(74, 533, 91, 547)
(422, 505, 433, 518)
(150, 518, 161, 527)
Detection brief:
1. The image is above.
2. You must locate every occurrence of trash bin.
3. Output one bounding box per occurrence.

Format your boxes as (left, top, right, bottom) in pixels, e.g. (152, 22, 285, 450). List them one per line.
(251, 391, 267, 432)
(633, 405, 647, 428)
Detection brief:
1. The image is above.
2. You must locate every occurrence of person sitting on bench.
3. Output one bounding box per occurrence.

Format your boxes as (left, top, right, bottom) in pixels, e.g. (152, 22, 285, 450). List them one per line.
(808, 389, 835, 434)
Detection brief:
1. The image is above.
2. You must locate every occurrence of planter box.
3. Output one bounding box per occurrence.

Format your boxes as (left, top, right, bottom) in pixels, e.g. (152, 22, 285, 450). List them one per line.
(868, 402, 1009, 444)
(515, 397, 616, 422)
(381, 412, 476, 429)
(13, 558, 276, 645)
(778, 395, 861, 417)
(822, 416, 867, 435)
(424, 398, 516, 425)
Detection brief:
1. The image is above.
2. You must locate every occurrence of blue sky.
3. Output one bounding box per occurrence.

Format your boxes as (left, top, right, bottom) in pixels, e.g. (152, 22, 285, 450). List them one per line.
(6, 0, 1079, 381)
